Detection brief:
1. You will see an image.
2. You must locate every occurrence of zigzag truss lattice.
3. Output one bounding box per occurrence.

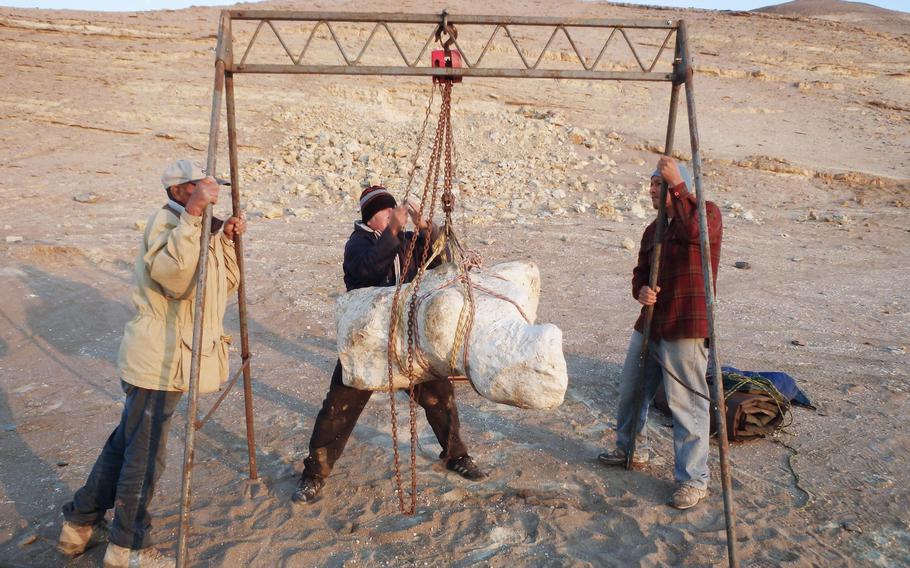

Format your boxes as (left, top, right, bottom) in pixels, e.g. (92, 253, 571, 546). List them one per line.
(228, 11, 679, 81)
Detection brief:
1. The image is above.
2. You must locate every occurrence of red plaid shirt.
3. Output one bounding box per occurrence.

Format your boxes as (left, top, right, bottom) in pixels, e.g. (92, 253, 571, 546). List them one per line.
(632, 181, 723, 340)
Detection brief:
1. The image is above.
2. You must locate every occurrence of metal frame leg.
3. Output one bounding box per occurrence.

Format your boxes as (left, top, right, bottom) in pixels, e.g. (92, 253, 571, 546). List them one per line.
(678, 19, 739, 568)
(225, 70, 259, 480)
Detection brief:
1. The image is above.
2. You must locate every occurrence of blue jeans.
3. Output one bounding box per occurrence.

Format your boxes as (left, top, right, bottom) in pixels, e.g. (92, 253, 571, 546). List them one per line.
(62, 381, 183, 549)
(614, 331, 710, 489)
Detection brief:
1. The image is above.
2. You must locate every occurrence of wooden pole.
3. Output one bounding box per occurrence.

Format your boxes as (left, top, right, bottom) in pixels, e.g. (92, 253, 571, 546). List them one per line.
(623, 32, 682, 470)
(176, 11, 230, 568)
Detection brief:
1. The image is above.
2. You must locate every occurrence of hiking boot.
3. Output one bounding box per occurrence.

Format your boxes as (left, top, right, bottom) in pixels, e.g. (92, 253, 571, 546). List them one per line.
(446, 455, 487, 481)
(291, 475, 325, 503)
(670, 483, 708, 510)
(57, 520, 107, 557)
(102, 543, 175, 568)
(597, 447, 649, 467)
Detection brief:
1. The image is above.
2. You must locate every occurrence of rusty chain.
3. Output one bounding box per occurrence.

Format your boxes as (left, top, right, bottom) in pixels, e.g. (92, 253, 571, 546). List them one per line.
(387, 79, 455, 515)
(386, 77, 497, 513)
(402, 86, 436, 205)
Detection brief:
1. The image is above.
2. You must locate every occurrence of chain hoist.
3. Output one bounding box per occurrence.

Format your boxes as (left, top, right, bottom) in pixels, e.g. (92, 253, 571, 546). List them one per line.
(386, 12, 465, 515)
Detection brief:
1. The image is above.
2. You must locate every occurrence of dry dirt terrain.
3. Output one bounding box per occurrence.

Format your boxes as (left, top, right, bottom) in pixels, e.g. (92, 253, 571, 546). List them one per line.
(1, 0, 908, 566)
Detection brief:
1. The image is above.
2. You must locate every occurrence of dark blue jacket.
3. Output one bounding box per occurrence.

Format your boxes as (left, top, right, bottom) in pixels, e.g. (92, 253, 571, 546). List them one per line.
(342, 222, 439, 291)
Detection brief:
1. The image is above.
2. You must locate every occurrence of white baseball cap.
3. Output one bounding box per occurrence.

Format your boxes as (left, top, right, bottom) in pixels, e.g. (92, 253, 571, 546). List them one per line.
(161, 159, 230, 189)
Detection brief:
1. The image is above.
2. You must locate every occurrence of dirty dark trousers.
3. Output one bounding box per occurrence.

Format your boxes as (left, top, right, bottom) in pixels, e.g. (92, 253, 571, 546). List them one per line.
(62, 381, 183, 549)
(302, 360, 469, 480)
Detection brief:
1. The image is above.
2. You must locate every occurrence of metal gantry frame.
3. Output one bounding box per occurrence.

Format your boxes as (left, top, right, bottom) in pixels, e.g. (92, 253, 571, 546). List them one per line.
(179, 9, 739, 568)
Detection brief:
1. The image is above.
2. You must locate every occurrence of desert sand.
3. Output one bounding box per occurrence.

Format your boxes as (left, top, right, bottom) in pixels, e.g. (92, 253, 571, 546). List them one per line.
(0, 0, 908, 566)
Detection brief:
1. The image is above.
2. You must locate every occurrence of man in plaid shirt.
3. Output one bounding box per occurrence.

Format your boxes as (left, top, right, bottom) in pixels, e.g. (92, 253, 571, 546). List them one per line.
(599, 156, 722, 510)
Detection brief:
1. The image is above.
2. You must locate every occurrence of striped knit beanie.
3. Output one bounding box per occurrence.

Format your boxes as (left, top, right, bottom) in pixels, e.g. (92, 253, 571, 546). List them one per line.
(359, 185, 397, 223)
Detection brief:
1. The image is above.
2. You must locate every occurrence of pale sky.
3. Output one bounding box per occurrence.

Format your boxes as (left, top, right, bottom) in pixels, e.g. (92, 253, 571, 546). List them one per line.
(1, 0, 908, 13)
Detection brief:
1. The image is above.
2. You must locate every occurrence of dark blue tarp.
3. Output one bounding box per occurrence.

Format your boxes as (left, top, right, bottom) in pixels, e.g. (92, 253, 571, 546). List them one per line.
(722, 366, 813, 408)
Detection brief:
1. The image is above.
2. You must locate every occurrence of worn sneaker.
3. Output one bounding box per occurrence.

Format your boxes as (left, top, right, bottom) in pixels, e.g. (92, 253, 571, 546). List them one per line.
(446, 455, 487, 481)
(58, 520, 108, 557)
(670, 483, 708, 510)
(291, 475, 325, 503)
(102, 543, 175, 568)
(597, 447, 649, 466)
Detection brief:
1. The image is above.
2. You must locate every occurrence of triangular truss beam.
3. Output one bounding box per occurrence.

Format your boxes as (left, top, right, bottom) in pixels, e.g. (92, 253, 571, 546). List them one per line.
(229, 11, 680, 82)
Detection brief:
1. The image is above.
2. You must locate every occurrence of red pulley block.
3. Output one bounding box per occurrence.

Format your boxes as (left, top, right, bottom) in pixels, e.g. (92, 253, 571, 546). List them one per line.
(431, 49, 462, 84)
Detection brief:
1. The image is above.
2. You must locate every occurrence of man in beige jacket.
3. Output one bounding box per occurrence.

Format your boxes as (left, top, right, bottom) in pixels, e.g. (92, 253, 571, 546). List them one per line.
(58, 160, 245, 568)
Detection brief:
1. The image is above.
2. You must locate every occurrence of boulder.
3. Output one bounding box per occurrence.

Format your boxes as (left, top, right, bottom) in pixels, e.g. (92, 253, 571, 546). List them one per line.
(336, 260, 567, 410)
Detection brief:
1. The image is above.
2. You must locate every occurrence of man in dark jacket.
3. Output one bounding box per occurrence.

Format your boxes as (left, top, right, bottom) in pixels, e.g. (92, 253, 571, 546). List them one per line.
(292, 185, 486, 503)
(598, 157, 722, 511)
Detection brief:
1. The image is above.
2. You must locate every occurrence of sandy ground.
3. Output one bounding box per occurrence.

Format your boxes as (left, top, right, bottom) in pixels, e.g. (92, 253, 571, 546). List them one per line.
(0, 0, 908, 566)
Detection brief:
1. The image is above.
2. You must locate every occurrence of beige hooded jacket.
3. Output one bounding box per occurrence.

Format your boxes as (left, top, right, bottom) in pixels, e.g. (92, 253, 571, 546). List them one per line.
(117, 205, 239, 393)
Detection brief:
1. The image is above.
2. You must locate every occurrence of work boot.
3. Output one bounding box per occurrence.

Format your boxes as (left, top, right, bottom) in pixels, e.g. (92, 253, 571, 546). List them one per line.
(670, 483, 708, 510)
(57, 519, 107, 557)
(597, 447, 649, 467)
(291, 474, 325, 504)
(446, 455, 487, 481)
(102, 543, 175, 568)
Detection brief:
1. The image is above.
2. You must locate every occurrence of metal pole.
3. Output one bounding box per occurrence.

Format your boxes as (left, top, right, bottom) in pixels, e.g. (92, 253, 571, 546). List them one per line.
(623, 33, 682, 470)
(231, 65, 673, 81)
(678, 19, 739, 568)
(225, 67, 259, 480)
(176, 12, 229, 568)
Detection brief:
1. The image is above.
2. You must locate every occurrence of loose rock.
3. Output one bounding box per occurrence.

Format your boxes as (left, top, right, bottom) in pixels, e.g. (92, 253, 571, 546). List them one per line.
(262, 207, 284, 220)
(840, 521, 862, 533)
(17, 532, 38, 547)
(73, 192, 101, 204)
